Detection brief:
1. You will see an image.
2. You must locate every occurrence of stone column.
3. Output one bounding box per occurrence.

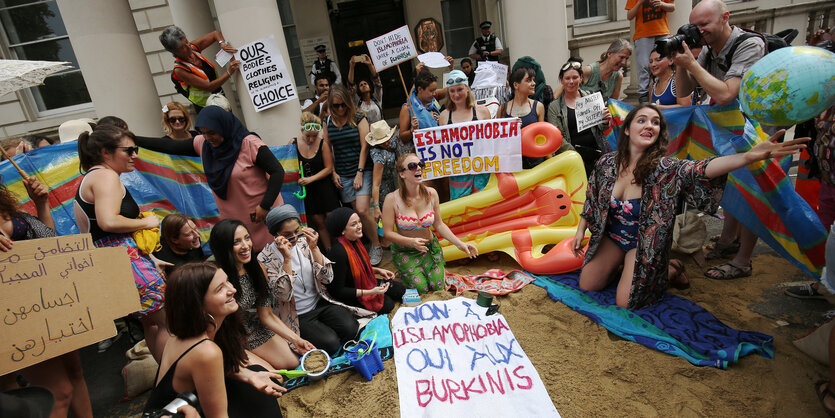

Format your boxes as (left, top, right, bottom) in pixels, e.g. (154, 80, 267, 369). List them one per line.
(212, 0, 301, 146)
(169, 0, 243, 116)
(502, 0, 569, 88)
(56, 0, 162, 136)
(666, 0, 693, 38)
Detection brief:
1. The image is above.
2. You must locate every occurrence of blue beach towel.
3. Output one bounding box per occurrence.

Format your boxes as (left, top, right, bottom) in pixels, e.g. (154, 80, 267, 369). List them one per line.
(533, 271, 774, 369)
(283, 315, 393, 391)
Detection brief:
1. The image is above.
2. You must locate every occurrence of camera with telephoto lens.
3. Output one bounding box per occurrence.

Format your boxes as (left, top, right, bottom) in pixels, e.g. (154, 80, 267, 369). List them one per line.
(655, 24, 702, 57)
(142, 392, 199, 418)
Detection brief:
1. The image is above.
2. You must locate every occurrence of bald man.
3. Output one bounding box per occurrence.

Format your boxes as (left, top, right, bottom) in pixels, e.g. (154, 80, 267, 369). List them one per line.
(672, 0, 767, 281)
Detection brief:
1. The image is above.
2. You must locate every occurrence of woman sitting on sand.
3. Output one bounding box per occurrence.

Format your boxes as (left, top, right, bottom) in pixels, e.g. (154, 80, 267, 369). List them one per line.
(572, 104, 808, 309)
(144, 263, 283, 417)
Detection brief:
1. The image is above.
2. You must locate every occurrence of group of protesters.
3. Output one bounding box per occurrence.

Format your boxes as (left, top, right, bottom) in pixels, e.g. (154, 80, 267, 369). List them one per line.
(2, 0, 835, 415)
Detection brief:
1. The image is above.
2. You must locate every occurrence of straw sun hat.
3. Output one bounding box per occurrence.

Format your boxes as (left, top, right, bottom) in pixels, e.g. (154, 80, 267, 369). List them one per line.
(364, 120, 398, 146)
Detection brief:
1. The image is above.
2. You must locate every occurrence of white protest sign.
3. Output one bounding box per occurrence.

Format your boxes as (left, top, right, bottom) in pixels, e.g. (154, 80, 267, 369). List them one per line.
(368, 25, 418, 72)
(0, 234, 141, 375)
(215, 49, 233, 67)
(574, 92, 605, 132)
(471, 61, 508, 89)
(392, 297, 559, 417)
(412, 118, 522, 180)
(235, 35, 297, 112)
(418, 52, 450, 68)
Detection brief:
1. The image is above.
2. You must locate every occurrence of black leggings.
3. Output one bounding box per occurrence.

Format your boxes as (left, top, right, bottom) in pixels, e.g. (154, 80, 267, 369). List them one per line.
(298, 301, 359, 355)
(379, 280, 407, 314)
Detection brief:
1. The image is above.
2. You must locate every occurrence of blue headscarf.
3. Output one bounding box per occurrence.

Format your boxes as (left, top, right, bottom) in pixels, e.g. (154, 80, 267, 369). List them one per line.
(195, 106, 252, 200)
(409, 91, 440, 129)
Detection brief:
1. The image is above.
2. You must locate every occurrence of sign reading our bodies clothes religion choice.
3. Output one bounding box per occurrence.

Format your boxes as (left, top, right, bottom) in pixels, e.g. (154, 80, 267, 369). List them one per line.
(392, 297, 559, 417)
(235, 35, 297, 112)
(0, 234, 140, 375)
(413, 118, 522, 180)
(368, 25, 418, 72)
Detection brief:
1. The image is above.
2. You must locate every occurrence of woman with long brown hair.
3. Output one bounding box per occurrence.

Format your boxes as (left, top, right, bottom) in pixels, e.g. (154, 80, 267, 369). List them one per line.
(572, 104, 808, 309)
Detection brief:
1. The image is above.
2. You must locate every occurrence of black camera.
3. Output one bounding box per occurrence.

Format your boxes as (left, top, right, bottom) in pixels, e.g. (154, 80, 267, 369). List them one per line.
(655, 24, 702, 57)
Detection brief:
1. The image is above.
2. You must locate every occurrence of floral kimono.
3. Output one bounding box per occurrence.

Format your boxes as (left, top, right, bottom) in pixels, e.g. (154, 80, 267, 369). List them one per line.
(581, 153, 727, 309)
(257, 238, 375, 348)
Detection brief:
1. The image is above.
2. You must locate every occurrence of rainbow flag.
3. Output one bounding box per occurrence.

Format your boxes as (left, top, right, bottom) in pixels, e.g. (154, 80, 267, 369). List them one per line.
(0, 142, 305, 252)
(604, 100, 826, 278)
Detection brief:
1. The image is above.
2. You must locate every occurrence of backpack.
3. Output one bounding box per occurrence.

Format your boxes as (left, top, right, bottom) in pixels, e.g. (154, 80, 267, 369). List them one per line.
(707, 27, 798, 73)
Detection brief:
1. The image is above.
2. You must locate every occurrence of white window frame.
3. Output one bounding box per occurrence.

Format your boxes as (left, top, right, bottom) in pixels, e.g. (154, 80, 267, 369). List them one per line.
(0, 0, 93, 117)
(275, 0, 306, 89)
(573, 0, 611, 26)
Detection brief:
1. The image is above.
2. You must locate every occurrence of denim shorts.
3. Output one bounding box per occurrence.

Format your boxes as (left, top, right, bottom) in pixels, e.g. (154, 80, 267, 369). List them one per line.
(339, 170, 372, 203)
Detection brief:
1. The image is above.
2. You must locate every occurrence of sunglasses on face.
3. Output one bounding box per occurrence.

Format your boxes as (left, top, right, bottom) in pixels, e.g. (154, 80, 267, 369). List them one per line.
(331, 102, 346, 109)
(118, 146, 139, 156)
(302, 122, 322, 132)
(400, 161, 426, 172)
(561, 61, 582, 71)
(168, 116, 187, 123)
(282, 232, 305, 244)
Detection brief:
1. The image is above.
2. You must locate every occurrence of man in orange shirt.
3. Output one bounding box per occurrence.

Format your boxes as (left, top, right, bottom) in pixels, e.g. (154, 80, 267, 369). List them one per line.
(626, 0, 675, 103)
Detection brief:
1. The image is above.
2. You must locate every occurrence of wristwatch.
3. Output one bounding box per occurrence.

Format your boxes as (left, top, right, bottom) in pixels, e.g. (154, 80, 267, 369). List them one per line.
(357, 167, 365, 172)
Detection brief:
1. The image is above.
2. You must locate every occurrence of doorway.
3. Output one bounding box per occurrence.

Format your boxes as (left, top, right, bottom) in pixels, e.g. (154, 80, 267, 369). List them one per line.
(329, 0, 413, 117)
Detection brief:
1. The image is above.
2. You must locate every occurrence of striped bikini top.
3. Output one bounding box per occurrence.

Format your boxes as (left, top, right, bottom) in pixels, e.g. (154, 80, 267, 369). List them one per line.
(394, 193, 434, 231)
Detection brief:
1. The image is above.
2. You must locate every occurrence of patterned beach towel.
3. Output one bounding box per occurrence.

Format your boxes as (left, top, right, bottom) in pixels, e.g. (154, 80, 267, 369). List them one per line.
(444, 269, 537, 296)
(533, 271, 774, 369)
(282, 315, 393, 392)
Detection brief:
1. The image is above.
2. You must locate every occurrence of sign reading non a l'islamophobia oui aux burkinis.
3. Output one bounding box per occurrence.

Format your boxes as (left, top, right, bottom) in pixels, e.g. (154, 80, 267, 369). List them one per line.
(392, 297, 560, 417)
(368, 25, 418, 72)
(236, 35, 297, 112)
(0, 234, 140, 375)
(412, 118, 522, 180)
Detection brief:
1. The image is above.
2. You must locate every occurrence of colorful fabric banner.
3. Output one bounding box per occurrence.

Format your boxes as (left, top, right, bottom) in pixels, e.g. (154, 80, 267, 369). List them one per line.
(0, 141, 304, 252)
(604, 100, 826, 278)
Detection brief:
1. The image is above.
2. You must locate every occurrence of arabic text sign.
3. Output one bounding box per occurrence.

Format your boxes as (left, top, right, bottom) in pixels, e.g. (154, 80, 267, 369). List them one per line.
(392, 297, 559, 417)
(368, 26, 418, 72)
(0, 234, 140, 375)
(413, 118, 522, 180)
(574, 92, 605, 132)
(235, 35, 297, 112)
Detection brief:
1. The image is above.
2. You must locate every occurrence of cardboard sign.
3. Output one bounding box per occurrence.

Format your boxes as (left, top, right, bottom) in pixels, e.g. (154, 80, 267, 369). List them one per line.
(412, 118, 523, 180)
(235, 35, 297, 112)
(368, 25, 418, 72)
(574, 92, 605, 132)
(0, 234, 140, 375)
(392, 297, 560, 417)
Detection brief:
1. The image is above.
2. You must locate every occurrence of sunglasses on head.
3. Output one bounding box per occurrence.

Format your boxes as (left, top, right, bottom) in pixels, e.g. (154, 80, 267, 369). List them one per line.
(446, 76, 467, 86)
(331, 102, 346, 109)
(561, 61, 582, 71)
(167, 116, 186, 123)
(400, 161, 426, 172)
(302, 122, 322, 132)
(117, 146, 139, 155)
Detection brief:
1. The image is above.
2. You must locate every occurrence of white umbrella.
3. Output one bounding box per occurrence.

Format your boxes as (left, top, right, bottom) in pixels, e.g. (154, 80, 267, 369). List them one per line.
(0, 59, 73, 97)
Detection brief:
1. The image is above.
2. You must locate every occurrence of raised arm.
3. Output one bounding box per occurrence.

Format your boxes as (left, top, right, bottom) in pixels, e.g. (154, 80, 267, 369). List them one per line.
(705, 131, 808, 178)
(134, 135, 199, 156)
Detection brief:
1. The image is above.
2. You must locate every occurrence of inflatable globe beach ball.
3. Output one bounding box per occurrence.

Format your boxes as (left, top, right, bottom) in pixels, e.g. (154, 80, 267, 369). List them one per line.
(739, 46, 835, 126)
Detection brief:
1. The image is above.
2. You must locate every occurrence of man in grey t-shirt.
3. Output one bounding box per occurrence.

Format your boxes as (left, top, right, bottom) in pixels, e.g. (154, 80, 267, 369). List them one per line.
(672, 0, 766, 281)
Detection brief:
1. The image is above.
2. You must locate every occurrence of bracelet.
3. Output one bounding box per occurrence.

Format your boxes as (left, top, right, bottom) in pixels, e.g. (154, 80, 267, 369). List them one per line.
(219, 40, 227, 46)
(360, 289, 364, 296)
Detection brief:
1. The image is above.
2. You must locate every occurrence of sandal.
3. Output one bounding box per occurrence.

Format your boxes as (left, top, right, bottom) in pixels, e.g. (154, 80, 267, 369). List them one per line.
(816, 380, 835, 417)
(668, 259, 690, 290)
(704, 239, 740, 260)
(704, 261, 752, 280)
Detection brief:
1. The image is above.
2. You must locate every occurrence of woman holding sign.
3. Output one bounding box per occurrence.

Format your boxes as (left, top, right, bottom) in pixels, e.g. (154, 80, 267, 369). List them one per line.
(134, 106, 286, 253)
(572, 104, 809, 309)
(498, 67, 547, 169)
(382, 154, 478, 294)
(0, 178, 94, 417)
(547, 61, 612, 177)
(439, 70, 491, 200)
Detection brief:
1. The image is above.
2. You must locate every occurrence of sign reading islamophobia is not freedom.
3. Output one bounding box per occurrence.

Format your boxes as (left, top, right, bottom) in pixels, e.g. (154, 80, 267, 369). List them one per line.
(235, 35, 297, 112)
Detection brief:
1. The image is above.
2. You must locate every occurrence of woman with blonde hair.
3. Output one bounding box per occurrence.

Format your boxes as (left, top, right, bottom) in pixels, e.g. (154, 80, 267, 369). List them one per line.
(161, 102, 196, 140)
(325, 84, 382, 264)
(382, 153, 477, 293)
(292, 111, 340, 250)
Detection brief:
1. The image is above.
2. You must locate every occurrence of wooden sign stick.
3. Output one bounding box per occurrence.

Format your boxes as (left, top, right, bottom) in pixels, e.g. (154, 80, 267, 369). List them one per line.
(0, 147, 28, 179)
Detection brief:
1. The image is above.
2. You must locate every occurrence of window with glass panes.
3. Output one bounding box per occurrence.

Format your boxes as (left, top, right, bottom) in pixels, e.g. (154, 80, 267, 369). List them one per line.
(0, 0, 91, 113)
(574, 0, 609, 23)
(275, 0, 306, 87)
(441, 0, 474, 58)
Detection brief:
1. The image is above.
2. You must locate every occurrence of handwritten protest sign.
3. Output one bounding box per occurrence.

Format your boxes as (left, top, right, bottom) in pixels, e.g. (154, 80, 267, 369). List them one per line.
(392, 297, 559, 417)
(574, 92, 604, 132)
(413, 118, 522, 180)
(235, 35, 297, 112)
(0, 234, 140, 375)
(368, 25, 418, 72)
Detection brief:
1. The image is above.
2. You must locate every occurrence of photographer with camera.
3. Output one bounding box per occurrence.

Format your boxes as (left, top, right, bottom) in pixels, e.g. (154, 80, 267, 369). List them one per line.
(670, 0, 766, 280)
